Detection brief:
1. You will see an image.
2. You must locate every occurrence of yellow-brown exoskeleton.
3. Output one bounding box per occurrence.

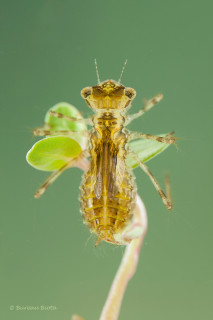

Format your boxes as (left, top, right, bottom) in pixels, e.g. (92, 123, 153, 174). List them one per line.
(33, 76, 176, 245)
(79, 79, 175, 245)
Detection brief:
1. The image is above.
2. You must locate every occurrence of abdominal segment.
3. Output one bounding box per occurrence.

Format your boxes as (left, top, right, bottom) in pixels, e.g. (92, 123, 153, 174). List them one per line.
(80, 140, 137, 245)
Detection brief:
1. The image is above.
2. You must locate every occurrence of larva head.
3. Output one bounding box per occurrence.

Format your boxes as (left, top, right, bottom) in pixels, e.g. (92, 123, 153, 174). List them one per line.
(81, 79, 136, 111)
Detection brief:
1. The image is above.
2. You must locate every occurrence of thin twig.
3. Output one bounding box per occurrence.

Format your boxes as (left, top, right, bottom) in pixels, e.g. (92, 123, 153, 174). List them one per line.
(72, 194, 148, 320)
(99, 195, 147, 320)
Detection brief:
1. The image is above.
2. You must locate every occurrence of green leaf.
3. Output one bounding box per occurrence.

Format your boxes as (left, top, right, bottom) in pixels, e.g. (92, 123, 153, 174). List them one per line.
(26, 136, 82, 171)
(44, 102, 87, 145)
(126, 134, 171, 168)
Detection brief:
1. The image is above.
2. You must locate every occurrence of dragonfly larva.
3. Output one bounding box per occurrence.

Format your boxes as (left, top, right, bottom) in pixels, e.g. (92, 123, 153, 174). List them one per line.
(79, 79, 175, 245)
(31, 71, 176, 245)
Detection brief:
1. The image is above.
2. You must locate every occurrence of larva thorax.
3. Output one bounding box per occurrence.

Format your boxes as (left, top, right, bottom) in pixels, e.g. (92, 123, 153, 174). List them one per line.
(80, 80, 137, 245)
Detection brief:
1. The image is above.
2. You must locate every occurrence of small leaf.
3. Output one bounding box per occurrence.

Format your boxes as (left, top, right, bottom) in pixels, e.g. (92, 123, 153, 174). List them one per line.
(26, 136, 82, 171)
(127, 134, 171, 168)
(44, 102, 87, 146)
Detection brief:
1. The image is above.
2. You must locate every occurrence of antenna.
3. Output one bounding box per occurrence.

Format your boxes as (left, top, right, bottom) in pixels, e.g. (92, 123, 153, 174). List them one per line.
(118, 59, 128, 84)
(94, 59, 101, 84)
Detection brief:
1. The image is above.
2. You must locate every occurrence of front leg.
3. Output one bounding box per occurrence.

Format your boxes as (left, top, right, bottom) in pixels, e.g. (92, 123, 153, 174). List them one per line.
(128, 131, 176, 145)
(126, 94, 163, 125)
(49, 111, 93, 126)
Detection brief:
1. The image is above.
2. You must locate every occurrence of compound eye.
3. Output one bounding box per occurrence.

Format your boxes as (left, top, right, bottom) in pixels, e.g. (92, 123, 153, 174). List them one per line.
(81, 87, 92, 99)
(125, 88, 136, 100)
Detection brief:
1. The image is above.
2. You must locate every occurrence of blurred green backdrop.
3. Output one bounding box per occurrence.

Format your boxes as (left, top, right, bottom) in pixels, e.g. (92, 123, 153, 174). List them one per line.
(0, 0, 213, 319)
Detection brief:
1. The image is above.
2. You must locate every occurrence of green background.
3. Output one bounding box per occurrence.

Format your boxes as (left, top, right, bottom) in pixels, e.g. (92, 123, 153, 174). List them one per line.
(1, 0, 213, 319)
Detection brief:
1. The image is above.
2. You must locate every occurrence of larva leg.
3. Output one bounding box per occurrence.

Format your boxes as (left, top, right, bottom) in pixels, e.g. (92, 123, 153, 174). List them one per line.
(34, 149, 89, 198)
(49, 111, 93, 126)
(33, 128, 89, 138)
(128, 131, 176, 145)
(126, 94, 163, 125)
(34, 160, 73, 199)
(165, 174, 172, 204)
(129, 151, 172, 210)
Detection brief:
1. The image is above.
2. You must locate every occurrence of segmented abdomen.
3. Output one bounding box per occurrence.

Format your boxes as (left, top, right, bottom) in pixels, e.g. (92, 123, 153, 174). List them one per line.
(80, 165, 137, 244)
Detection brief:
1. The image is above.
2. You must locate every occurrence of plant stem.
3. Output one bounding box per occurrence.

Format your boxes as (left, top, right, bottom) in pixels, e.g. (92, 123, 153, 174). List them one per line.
(72, 194, 147, 320)
(99, 195, 147, 320)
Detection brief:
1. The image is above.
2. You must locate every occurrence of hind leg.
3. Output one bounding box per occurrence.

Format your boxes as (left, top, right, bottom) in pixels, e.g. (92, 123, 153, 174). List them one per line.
(34, 161, 73, 198)
(128, 150, 172, 210)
